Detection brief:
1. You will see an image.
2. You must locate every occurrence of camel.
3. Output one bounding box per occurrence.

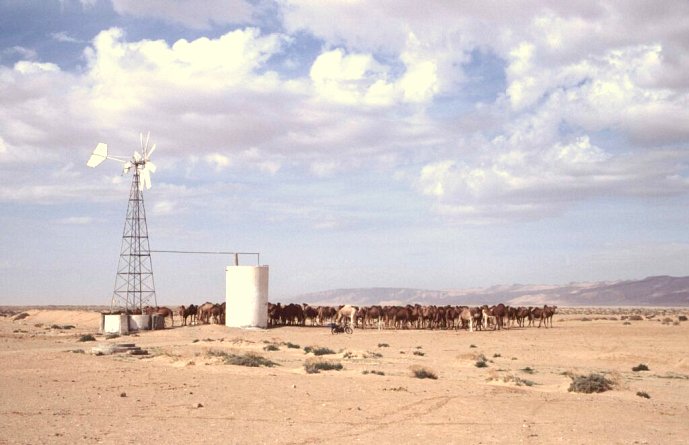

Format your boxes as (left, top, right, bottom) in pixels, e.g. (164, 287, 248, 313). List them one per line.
(482, 308, 497, 330)
(458, 307, 474, 332)
(197, 302, 215, 324)
(539, 305, 557, 328)
(336, 305, 357, 328)
(177, 304, 197, 326)
(144, 306, 174, 327)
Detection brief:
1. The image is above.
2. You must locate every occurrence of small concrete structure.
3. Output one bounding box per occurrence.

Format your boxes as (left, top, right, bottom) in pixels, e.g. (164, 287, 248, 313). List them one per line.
(225, 265, 269, 329)
(100, 313, 166, 334)
(101, 314, 129, 335)
(129, 314, 151, 331)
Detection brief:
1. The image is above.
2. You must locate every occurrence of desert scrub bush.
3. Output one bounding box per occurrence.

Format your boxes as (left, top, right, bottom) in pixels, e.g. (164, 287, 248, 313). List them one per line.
(632, 363, 650, 372)
(629, 315, 644, 321)
(678, 315, 688, 322)
(304, 346, 336, 356)
(521, 367, 535, 374)
(493, 353, 501, 358)
(469, 344, 477, 348)
(413, 351, 425, 356)
(515, 377, 536, 387)
(225, 352, 277, 367)
(362, 370, 385, 376)
(363, 351, 383, 359)
(475, 359, 488, 368)
(568, 373, 614, 394)
(304, 358, 343, 374)
(493, 372, 537, 387)
(263, 344, 279, 352)
(78, 334, 96, 342)
(636, 391, 651, 399)
(410, 365, 438, 380)
(377, 343, 389, 348)
(282, 341, 300, 349)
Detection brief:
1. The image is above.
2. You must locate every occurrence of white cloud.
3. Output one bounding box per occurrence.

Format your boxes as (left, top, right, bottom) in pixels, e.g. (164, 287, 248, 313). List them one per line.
(111, 0, 255, 29)
(416, 135, 689, 222)
(2, 2, 689, 230)
(153, 200, 176, 215)
(205, 153, 232, 171)
(308, 36, 441, 106)
(55, 216, 97, 225)
(14, 61, 60, 74)
(398, 32, 439, 103)
(51, 32, 81, 43)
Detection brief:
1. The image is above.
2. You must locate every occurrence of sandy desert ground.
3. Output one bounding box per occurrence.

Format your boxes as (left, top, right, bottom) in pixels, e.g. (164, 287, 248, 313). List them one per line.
(1, 308, 689, 444)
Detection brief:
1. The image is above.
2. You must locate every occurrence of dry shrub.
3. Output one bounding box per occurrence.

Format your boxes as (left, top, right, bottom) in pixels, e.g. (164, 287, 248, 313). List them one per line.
(209, 350, 277, 367)
(486, 370, 535, 387)
(678, 315, 688, 322)
(363, 351, 383, 359)
(78, 334, 96, 342)
(304, 345, 336, 356)
(304, 358, 343, 374)
(636, 391, 651, 399)
(410, 365, 438, 379)
(568, 373, 614, 393)
(628, 315, 643, 321)
(632, 363, 650, 372)
(225, 352, 277, 367)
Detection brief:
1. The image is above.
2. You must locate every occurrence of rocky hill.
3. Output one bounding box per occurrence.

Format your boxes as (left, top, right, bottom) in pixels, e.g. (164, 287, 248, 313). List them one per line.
(290, 275, 689, 307)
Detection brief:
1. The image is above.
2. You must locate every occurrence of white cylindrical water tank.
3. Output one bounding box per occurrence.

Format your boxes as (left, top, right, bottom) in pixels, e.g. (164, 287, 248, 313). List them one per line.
(225, 265, 269, 328)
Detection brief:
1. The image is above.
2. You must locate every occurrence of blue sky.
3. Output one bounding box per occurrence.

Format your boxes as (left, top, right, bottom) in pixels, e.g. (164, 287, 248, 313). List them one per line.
(2, 0, 689, 305)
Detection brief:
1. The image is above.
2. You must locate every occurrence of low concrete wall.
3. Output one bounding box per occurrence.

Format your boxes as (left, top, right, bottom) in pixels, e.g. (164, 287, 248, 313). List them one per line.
(102, 314, 130, 335)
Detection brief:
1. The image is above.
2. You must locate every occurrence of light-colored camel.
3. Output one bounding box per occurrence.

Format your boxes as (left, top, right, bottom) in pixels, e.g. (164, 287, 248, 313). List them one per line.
(459, 307, 474, 332)
(336, 305, 357, 328)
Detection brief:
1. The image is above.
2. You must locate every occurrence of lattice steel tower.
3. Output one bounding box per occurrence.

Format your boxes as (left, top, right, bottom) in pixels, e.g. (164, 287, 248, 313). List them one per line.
(111, 165, 157, 312)
(86, 133, 159, 312)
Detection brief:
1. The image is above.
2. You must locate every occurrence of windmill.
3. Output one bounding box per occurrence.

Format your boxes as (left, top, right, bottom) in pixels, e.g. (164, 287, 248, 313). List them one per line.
(87, 132, 158, 313)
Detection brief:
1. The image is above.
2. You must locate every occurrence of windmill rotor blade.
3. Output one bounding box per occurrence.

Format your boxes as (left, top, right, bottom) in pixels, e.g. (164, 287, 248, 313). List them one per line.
(133, 151, 142, 162)
(140, 132, 144, 151)
(146, 143, 156, 159)
(145, 131, 150, 152)
(122, 161, 132, 175)
(140, 168, 152, 190)
(87, 143, 108, 167)
(144, 161, 157, 174)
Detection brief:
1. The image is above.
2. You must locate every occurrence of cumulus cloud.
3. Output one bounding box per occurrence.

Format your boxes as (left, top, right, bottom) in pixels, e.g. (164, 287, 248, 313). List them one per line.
(111, 0, 255, 29)
(417, 135, 689, 222)
(2, 1, 689, 230)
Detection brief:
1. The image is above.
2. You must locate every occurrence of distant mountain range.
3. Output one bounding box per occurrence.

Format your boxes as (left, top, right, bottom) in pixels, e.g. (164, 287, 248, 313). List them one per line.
(290, 275, 689, 307)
